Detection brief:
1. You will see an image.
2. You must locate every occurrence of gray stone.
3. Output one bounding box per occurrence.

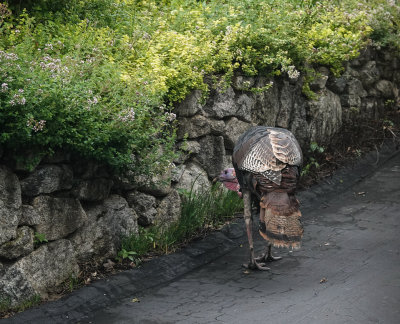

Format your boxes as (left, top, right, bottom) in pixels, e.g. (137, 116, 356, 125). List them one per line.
(171, 164, 186, 183)
(252, 79, 280, 126)
(73, 178, 113, 202)
(276, 81, 296, 128)
(223, 117, 253, 149)
(203, 86, 236, 119)
(203, 87, 254, 122)
(73, 160, 109, 180)
(71, 195, 138, 263)
(308, 89, 342, 145)
(359, 61, 380, 88)
(136, 168, 172, 197)
(126, 191, 158, 226)
(361, 98, 379, 119)
(375, 80, 396, 99)
(175, 90, 203, 117)
(19, 205, 41, 226)
(195, 135, 226, 178)
(0, 266, 37, 308)
(0, 239, 79, 306)
(69, 214, 115, 263)
(112, 171, 136, 191)
(232, 75, 255, 90)
(20, 164, 73, 197)
(235, 93, 255, 123)
(0, 226, 34, 259)
(288, 98, 309, 148)
(209, 119, 226, 136)
(340, 94, 362, 109)
(177, 115, 212, 139)
(175, 140, 201, 164)
(327, 76, 347, 94)
(179, 140, 201, 155)
(32, 196, 87, 241)
(0, 165, 21, 245)
(347, 78, 368, 98)
(177, 162, 211, 194)
(309, 67, 330, 91)
(100, 195, 138, 245)
(156, 189, 181, 228)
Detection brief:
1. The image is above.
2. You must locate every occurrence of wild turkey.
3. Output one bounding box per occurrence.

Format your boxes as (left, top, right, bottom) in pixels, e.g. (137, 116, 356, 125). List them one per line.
(227, 126, 303, 270)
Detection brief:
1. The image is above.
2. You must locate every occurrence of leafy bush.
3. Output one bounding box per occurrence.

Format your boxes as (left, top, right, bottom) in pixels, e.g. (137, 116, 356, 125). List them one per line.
(1, 0, 399, 173)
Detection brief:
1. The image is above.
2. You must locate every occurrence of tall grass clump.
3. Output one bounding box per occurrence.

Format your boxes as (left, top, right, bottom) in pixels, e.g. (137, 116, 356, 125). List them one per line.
(119, 182, 243, 262)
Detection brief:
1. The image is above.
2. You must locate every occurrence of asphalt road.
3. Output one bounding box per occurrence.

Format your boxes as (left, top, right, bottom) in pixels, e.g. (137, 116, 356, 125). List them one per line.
(5, 148, 400, 324)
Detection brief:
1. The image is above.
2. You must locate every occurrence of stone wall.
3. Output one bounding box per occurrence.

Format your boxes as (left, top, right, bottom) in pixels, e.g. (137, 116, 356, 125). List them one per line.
(1, 46, 399, 306)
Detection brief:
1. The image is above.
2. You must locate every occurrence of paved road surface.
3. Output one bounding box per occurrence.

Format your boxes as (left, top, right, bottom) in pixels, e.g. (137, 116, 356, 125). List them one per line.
(84, 152, 400, 324)
(6, 150, 400, 324)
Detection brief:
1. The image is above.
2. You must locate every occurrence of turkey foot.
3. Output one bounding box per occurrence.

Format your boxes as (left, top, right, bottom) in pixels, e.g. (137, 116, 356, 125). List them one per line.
(242, 260, 270, 271)
(255, 244, 282, 263)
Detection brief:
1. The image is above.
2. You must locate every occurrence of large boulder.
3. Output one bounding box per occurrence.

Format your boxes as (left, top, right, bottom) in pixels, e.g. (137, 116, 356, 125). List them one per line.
(177, 162, 211, 194)
(0, 226, 34, 259)
(101, 195, 139, 238)
(70, 195, 139, 263)
(19, 204, 41, 226)
(32, 196, 87, 241)
(0, 165, 21, 245)
(0, 239, 79, 306)
(69, 204, 116, 263)
(175, 90, 203, 117)
(195, 135, 226, 178)
(72, 178, 113, 202)
(126, 191, 158, 226)
(223, 117, 253, 150)
(20, 164, 73, 197)
(252, 78, 280, 126)
(203, 86, 253, 122)
(308, 89, 342, 145)
(156, 189, 181, 228)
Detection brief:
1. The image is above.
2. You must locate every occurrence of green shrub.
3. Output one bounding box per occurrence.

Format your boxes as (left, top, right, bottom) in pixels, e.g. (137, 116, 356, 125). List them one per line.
(1, 0, 399, 174)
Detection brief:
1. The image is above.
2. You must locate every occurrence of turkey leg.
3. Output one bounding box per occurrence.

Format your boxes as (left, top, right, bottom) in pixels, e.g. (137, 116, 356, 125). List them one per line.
(256, 207, 282, 262)
(242, 189, 270, 271)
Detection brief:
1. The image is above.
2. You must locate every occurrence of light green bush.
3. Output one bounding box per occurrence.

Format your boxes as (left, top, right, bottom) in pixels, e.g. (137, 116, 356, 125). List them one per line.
(1, 0, 399, 173)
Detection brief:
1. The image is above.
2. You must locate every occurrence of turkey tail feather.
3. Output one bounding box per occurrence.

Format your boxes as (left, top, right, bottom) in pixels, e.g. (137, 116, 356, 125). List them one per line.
(260, 192, 303, 249)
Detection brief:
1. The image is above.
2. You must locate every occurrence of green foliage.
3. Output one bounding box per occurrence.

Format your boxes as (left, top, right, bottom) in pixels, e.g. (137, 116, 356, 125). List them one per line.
(1, 0, 399, 174)
(0, 294, 41, 316)
(116, 248, 138, 262)
(68, 274, 80, 292)
(301, 141, 325, 176)
(118, 182, 243, 262)
(33, 232, 48, 245)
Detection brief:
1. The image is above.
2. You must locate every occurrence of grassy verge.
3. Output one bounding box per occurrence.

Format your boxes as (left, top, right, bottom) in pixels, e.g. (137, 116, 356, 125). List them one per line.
(119, 182, 243, 264)
(0, 295, 41, 319)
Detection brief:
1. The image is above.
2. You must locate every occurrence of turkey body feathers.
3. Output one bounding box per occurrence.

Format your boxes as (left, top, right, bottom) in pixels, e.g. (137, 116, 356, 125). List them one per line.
(232, 126, 303, 250)
(233, 126, 303, 185)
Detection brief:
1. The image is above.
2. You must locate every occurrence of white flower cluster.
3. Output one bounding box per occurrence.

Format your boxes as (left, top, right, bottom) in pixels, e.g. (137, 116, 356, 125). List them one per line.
(165, 112, 176, 122)
(282, 65, 300, 80)
(0, 50, 19, 61)
(1, 83, 8, 92)
(9, 89, 26, 105)
(118, 108, 136, 122)
(27, 117, 46, 132)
